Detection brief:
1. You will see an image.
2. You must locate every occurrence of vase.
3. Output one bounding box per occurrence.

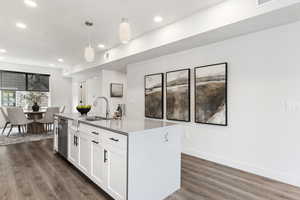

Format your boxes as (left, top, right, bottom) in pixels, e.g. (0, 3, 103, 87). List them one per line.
(32, 103, 40, 112)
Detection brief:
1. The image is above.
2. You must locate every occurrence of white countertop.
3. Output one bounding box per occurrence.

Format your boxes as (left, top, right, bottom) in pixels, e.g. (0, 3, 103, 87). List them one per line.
(55, 113, 177, 135)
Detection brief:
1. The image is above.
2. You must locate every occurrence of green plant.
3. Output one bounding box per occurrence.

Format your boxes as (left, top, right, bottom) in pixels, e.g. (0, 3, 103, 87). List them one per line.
(20, 92, 47, 105)
(76, 105, 92, 109)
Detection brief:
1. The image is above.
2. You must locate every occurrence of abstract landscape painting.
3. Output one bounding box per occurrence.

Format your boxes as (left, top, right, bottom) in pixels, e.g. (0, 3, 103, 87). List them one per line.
(145, 73, 164, 119)
(195, 63, 227, 126)
(166, 69, 190, 122)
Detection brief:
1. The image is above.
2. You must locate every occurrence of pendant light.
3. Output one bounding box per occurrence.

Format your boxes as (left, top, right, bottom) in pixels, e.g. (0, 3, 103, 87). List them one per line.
(119, 18, 131, 44)
(84, 21, 95, 62)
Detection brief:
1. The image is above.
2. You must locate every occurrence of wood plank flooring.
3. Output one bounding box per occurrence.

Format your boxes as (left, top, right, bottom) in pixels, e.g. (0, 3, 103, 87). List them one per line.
(0, 139, 299, 200)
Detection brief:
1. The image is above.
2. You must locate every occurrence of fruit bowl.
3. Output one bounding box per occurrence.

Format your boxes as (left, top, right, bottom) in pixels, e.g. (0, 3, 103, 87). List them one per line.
(76, 105, 91, 115)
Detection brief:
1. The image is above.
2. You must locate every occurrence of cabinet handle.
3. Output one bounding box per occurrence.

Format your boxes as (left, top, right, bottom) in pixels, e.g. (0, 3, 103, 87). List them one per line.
(73, 135, 75, 146)
(109, 138, 119, 142)
(92, 140, 99, 144)
(75, 136, 78, 146)
(91, 131, 99, 135)
(104, 149, 108, 163)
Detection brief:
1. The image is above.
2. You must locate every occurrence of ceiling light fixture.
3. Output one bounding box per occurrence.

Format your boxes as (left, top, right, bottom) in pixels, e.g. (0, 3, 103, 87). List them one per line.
(49, 64, 55, 67)
(84, 21, 95, 62)
(98, 44, 105, 49)
(16, 22, 27, 29)
(154, 16, 163, 23)
(0, 49, 7, 53)
(119, 18, 131, 44)
(58, 58, 64, 62)
(24, 0, 37, 8)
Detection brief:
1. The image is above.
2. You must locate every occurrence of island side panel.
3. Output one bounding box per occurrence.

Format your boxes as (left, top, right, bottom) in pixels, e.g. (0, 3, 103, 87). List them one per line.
(127, 125, 183, 200)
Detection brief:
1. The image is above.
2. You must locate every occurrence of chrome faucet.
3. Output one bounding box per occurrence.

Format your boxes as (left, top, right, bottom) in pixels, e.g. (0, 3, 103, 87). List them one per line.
(93, 96, 110, 119)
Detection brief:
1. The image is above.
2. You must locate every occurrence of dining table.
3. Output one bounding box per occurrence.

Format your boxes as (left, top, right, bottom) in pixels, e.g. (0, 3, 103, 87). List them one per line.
(24, 109, 46, 134)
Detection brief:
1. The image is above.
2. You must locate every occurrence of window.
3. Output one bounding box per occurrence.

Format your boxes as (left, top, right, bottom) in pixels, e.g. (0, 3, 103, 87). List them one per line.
(0, 70, 51, 108)
(16, 91, 49, 108)
(1, 90, 16, 106)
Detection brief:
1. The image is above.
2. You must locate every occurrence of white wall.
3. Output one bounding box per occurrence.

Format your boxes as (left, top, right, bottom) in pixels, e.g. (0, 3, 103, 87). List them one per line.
(126, 21, 300, 187)
(101, 70, 127, 114)
(71, 69, 127, 116)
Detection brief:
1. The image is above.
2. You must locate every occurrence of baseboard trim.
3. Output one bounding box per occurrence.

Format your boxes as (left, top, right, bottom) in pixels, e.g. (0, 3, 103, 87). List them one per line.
(183, 148, 300, 188)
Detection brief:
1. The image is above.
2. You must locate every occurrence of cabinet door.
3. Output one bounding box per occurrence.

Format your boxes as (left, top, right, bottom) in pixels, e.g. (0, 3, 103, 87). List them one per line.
(91, 141, 105, 187)
(69, 128, 79, 165)
(105, 147, 127, 200)
(78, 133, 91, 175)
(53, 120, 58, 152)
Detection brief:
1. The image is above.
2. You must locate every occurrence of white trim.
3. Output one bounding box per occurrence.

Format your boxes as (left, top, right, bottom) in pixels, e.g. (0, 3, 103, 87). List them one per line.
(183, 147, 300, 188)
(257, 0, 275, 7)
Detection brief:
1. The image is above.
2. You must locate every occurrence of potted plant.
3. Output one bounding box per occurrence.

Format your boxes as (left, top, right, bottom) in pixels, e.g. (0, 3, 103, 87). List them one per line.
(20, 92, 47, 111)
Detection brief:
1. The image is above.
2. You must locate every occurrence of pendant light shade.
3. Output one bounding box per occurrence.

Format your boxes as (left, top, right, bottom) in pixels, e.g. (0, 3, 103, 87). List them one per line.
(85, 45, 95, 62)
(84, 21, 95, 62)
(119, 18, 131, 44)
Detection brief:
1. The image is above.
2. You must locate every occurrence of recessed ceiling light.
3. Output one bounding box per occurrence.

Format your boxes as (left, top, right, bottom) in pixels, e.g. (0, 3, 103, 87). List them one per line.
(58, 58, 64, 62)
(98, 44, 105, 49)
(154, 16, 163, 23)
(16, 22, 27, 29)
(24, 0, 37, 8)
(0, 49, 7, 53)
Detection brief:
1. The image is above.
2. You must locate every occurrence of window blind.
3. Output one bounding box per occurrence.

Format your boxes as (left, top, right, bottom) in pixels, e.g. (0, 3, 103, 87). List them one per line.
(1, 71, 26, 91)
(27, 74, 50, 92)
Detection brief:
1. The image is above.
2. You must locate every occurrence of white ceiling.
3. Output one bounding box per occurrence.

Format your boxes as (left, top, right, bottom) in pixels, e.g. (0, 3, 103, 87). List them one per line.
(0, 0, 224, 68)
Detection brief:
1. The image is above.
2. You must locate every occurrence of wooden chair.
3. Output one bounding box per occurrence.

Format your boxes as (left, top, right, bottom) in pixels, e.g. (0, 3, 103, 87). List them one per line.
(6, 107, 34, 137)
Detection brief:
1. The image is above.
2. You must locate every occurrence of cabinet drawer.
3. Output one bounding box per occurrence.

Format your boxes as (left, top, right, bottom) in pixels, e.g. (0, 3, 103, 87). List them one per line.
(79, 123, 101, 137)
(102, 130, 127, 150)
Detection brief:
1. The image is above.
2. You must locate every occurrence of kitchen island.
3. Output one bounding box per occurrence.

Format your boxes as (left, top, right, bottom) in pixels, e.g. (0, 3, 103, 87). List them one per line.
(54, 113, 183, 200)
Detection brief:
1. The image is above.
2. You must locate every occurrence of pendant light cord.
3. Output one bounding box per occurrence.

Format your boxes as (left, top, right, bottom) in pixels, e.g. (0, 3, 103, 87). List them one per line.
(85, 21, 93, 47)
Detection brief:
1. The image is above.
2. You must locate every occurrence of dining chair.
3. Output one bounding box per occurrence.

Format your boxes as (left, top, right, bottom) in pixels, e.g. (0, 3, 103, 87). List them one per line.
(0, 107, 10, 135)
(6, 107, 34, 137)
(60, 105, 66, 113)
(36, 107, 59, 133)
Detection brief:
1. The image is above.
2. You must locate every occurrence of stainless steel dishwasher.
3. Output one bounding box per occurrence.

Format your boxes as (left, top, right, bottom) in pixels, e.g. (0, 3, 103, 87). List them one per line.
(58, 118, 68, 159)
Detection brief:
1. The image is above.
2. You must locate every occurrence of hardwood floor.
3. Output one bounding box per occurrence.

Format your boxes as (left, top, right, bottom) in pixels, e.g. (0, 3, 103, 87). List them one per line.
(0, 139, 299, 200)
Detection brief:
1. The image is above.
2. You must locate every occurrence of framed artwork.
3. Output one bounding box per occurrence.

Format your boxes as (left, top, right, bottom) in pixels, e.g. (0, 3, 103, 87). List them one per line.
(166, 69, 190, 122)
(144, 73, 164, 119)
(194, 63, 228, 126)
(110, 83, 123, 98)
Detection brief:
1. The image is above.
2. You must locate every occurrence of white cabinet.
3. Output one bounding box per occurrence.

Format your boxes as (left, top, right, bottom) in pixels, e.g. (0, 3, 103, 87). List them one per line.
(91, 139, 105, 187)
(69, 127, 79, 165)
(70, 123, 127, 200)
(63, 120, 182, 200)
(104, 147, 127, 200)
(78, 132, 91, 176)
(53, 119, 58, 152)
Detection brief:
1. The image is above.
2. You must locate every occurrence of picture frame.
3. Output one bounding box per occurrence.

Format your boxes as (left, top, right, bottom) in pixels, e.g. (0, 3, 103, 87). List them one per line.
(194, 63, 228, 126)
(144, 73, 164, 119)
(166, 69, 190, 122)
(110, 83, 123, 98)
